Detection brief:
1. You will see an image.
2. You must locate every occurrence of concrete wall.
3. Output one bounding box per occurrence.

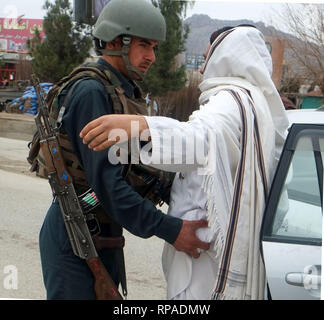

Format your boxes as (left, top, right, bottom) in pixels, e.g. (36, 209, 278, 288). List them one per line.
(0, 112, 35, 141)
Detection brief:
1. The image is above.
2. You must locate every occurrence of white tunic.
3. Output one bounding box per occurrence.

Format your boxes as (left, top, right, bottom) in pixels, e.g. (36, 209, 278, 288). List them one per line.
(145, 95, 242, 300)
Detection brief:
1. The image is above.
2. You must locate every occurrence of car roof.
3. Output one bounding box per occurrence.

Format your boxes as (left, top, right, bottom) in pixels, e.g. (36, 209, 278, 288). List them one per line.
(287, 108, 324, 126)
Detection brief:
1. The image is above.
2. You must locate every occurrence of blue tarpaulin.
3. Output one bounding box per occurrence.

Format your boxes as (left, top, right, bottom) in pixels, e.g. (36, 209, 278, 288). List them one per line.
(7, 83, 53, 115)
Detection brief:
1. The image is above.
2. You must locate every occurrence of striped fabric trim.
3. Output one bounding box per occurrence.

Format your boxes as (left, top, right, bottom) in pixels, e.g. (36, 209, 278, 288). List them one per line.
(212, 88, 268, 299)
(249, 99, 268, 198)
(78, 189, 100, 213)
(213, 89, 248, 299)
(236, 90, 268, 198)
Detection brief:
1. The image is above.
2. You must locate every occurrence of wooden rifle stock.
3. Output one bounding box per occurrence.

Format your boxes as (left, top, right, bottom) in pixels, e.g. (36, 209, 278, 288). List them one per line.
(87, 257, 123, 300)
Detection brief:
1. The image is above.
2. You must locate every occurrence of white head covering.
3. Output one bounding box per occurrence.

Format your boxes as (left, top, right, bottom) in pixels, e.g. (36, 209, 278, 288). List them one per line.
(203, 26, 273, 80)
(199, 26, 289, 159)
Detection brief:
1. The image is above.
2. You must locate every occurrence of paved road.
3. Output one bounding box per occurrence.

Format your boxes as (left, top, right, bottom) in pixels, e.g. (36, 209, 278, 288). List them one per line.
(0, 137, 167, 300)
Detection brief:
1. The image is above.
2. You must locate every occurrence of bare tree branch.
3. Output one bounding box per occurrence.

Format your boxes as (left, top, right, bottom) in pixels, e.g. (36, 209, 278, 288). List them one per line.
(278, 4, 324, 93)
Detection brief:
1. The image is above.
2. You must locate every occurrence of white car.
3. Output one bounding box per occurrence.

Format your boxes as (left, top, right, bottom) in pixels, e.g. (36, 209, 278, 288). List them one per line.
(262, 108, 324, 300)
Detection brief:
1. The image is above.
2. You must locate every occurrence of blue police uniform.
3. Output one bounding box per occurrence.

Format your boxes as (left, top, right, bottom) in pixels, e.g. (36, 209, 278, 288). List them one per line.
(39, 58, 182, 299)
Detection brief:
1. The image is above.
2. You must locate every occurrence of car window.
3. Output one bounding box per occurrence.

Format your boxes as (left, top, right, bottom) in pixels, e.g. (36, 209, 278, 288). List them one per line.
(271, 136, 323, 242)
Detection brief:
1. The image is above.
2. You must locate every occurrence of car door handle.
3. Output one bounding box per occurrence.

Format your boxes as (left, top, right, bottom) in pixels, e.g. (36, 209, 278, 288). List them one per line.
(286, 265, 321, 288)
(285, 272, 305, 287)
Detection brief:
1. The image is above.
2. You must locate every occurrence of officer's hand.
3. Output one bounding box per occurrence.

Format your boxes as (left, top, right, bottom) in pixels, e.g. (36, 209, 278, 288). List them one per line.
(173, 219, 210, 259)
(80, 114, 148, 151)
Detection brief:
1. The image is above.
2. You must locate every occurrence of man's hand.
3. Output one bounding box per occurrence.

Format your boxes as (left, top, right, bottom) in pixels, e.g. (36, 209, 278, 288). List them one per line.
(173, 219, 210, 259)
(80, 114, 148, 151)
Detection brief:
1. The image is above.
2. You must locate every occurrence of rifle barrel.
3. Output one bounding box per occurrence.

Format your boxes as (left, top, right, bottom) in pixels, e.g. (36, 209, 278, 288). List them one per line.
(31, 74, 54, 137)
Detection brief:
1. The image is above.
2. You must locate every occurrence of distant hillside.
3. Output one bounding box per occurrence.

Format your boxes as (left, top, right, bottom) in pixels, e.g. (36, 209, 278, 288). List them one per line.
(184, 14, 293, 55)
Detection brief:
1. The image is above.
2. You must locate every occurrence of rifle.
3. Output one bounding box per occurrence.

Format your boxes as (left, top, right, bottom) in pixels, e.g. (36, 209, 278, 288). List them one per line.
(31, 74, 122, 300)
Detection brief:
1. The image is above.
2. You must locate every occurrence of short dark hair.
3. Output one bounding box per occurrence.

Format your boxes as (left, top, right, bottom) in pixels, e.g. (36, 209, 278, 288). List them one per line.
(209, 24, 257, 44)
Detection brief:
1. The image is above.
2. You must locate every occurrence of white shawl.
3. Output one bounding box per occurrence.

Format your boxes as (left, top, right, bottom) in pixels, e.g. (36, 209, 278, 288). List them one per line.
(195, 27, 289, 299)
(145, 27, 289, 300)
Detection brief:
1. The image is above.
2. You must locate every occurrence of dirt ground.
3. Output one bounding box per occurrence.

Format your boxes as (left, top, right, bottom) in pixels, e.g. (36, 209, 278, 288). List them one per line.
(0, 136, 167, 300)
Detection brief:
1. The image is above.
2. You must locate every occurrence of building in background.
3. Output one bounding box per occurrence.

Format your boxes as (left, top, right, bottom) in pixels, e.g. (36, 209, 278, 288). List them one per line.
(0, 17, 44, 84)
(74, 0, 111, 24)
(185, 54, 204, 71)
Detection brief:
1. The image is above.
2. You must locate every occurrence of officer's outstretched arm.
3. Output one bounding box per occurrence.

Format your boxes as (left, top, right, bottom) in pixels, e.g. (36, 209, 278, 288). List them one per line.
(80, 114, 147, 151)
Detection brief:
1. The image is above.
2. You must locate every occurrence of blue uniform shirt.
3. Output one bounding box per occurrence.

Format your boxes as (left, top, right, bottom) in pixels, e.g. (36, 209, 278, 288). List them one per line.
(60, 58, 182, 243)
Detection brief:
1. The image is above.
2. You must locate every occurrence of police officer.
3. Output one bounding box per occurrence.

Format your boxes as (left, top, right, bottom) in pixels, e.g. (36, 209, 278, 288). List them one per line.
(39, 0, 209, 300)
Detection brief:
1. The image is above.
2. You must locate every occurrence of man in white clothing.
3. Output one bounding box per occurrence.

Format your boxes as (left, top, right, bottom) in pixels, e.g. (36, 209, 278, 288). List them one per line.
(80, 26, 289, 300)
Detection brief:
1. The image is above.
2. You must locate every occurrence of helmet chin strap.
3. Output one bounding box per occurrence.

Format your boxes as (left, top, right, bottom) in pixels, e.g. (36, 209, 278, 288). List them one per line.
(100, 36, 145, 81)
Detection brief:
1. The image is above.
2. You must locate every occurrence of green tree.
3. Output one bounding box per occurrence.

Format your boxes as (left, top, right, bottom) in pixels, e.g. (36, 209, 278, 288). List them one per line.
(142, 0, 194, 97)
(27, 0, 92, 82)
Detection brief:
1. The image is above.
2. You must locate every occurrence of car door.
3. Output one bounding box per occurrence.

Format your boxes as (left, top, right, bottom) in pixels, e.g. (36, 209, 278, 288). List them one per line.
(261, 124, 323, 300)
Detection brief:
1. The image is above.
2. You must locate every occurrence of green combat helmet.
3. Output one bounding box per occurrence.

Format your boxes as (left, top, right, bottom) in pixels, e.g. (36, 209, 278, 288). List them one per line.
(92, 0, 166, 80)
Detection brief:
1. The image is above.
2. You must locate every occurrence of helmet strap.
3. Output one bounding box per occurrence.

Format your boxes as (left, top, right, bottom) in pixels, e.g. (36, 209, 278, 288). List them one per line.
(100, 36, 145, 81)
(121, 36, 145, 81)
